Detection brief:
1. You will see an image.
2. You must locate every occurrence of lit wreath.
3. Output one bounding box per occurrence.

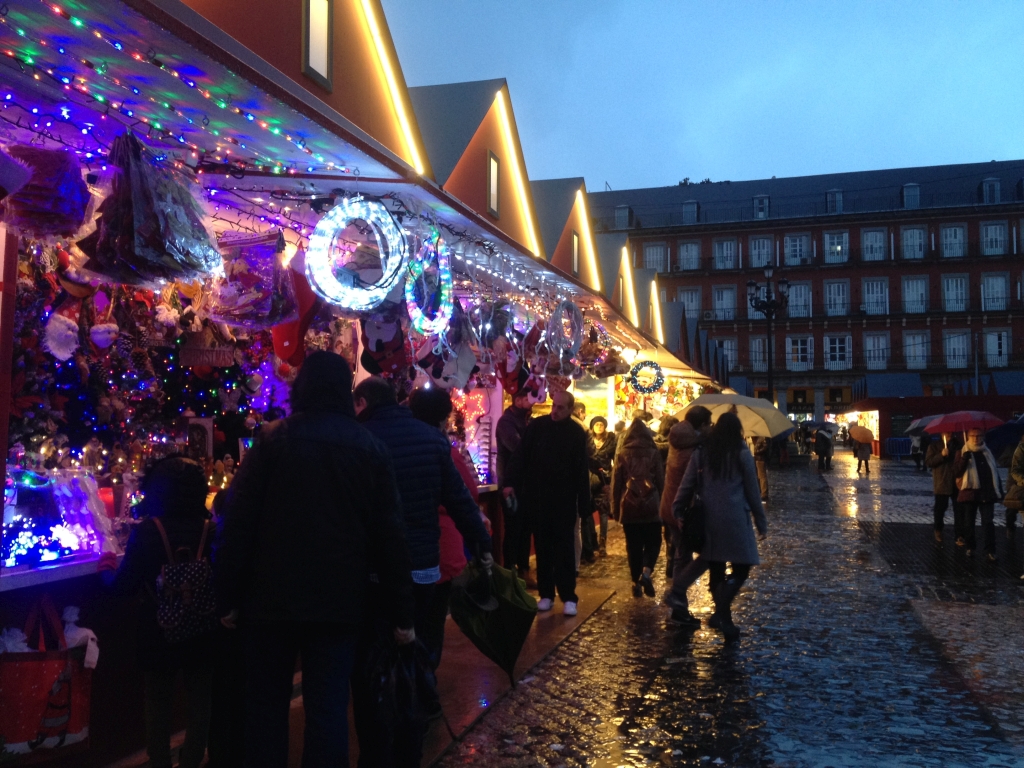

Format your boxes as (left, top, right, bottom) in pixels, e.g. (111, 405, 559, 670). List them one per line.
(629, 360, 664, 394)
(305, 196, 408, 311)
(405, 231, 454, 335)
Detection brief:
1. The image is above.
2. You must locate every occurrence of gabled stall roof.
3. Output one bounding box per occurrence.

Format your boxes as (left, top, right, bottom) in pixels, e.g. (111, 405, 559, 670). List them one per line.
(531, 177, 586, 260)
(530, 177, 603, 293)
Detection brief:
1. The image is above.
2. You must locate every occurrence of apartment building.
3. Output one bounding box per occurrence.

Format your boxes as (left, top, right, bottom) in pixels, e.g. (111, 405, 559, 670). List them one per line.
(589, 161, 1024, 419)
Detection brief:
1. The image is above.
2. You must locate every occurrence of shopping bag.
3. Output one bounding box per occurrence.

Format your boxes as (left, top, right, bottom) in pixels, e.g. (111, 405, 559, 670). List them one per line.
(0, 595, 92, 761)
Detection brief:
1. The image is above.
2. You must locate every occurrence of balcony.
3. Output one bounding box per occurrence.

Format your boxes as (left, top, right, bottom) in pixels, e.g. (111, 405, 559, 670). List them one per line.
(678, 254, 701, 271)
(865, 350, 889, 370)
(712, 307, 737, 320)
(788, 302, 812, 318)
(737, 351, 1023, 375)
(713, 255, 737, 271)
(902, 299, 928, 313)
(824, 357, 853, 371)
(945, 353, 969, 369)
(750, 355, 767, 372)
(825, 302, 849, 317)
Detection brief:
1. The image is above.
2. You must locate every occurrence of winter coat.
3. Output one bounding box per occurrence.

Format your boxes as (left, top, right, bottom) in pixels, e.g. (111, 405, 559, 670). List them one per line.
(814, 431, 834, 457)
(954, 446, 1004, 504)
(361, 404, 492, 572)
(495, 405, 531, 487)
(1009, 442, 1024, 488)
(673, 445, 768, 565)
(587, 431, 617, 476)
(107, 514, 215, 670)
(508, 415, 591, 522)
(611, 424, 665, 525)
(855, 442, 871, 460)
(925, 441, 958, 496)
(216, 410, 414, 629)
(659, 421, 704, 526)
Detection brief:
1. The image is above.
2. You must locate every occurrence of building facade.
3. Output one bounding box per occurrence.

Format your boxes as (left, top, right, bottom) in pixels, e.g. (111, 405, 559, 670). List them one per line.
(590, 161, 1024, 420)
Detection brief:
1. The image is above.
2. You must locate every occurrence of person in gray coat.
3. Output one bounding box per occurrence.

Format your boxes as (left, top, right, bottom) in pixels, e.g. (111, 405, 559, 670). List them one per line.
(673, 412, 768, 641)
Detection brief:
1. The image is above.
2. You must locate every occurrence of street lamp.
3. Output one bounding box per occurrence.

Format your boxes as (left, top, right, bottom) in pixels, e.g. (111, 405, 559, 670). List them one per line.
(747, 267, 790, 407)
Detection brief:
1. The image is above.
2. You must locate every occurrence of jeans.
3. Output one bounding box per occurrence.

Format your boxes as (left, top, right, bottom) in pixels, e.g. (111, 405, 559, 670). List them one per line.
(960, 501, 996, 554)
(244, 622, 358, 768)
(933, 494, 954, 532)
(580, 511, 598, 557)
(535, 512, 578, 603)
(755, 460, 768, 499)
(623, 521, 662, 582)
(502, 509, 532, 573)
(144, 665, 212, 768)
(419, 580, 452, 670)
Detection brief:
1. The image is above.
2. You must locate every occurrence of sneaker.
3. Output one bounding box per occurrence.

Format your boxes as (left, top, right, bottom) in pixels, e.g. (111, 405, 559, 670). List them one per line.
(669, 609, 701, 628)
(632, 583, 642, 598)
(537, 598, 553, 612)
(639, 572, 655, 597)
(934, 530, 943, 543)
(563, 601, 578, 617)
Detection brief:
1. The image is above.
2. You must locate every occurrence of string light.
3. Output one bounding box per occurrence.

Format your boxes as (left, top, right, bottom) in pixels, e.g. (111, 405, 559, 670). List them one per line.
(405, 231, 454, 335)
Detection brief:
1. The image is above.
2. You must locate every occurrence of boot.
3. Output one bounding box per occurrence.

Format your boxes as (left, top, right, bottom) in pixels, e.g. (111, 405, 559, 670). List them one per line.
(711, 578, 742, 642)
(598, 536, 607, 557)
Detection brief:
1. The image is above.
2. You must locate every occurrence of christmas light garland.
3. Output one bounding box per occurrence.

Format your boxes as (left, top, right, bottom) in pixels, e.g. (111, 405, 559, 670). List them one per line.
(629, 360, 664, 394)
(405, 231, 454, 335)
(304, 197, 408, 311)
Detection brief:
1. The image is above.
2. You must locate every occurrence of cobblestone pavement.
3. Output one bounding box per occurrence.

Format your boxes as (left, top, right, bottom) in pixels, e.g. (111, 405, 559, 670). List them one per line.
(437, 451, 1024, 767)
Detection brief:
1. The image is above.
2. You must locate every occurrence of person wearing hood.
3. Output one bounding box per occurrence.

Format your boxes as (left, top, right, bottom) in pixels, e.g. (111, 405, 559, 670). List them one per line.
(953, 428, 1004, 561)
(661, 406, 712, 624)
(612, 420, 665, 596)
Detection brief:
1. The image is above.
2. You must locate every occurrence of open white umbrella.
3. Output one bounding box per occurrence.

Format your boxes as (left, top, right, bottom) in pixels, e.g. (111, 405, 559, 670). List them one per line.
(675, 394, 794, 438)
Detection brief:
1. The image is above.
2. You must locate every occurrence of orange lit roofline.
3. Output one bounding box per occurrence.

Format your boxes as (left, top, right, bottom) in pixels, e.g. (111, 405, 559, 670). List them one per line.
(621, 246, 639, 326)
(495, 89, 540, 257)
(575, 189, 601, 292)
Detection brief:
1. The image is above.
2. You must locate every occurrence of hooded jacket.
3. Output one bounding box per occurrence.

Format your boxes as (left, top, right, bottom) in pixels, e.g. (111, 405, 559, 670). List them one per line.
(659, 421, 704, 525)
(611, 422, 665, 524)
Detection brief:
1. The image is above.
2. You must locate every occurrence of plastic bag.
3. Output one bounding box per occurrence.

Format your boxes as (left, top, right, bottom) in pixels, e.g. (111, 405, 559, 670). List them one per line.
(1, 145, 90, 237)
(208, 231, 298, 328)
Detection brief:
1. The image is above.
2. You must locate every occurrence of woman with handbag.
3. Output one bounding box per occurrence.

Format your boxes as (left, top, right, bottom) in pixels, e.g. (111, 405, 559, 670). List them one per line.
(673, 412, 767, 641)
(611, 419, 665, 597)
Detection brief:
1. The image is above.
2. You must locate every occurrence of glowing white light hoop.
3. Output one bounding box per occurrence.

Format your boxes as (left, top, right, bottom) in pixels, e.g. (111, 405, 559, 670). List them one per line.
(305, 197, 409, 311)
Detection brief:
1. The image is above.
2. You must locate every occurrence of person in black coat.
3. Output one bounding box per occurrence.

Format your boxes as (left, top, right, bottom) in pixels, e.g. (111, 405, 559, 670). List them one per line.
(99, 457, 216, 768)
(508, 391, 590, 615)
(215, 353, 414, 768)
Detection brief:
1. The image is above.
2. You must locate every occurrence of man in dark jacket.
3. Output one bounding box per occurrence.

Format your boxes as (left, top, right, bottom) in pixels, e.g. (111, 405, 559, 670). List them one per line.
(508, 391, 590, 616)
(925, 432, 959, 543)
(216, 352, 414, 768)
(352, 376, 493, 767)
(496, 389, 533, 578)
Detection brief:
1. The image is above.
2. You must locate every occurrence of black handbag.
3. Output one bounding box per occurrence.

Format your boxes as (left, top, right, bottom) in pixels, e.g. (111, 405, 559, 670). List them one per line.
(681, 455, 706, 553)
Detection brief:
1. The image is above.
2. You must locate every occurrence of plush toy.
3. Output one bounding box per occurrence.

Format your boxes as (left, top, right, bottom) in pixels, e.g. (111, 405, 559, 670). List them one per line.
(44, 298, 82, 361)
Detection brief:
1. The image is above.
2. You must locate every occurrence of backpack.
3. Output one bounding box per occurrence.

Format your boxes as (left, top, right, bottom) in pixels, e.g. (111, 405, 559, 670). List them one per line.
(152, 518, 218, 644)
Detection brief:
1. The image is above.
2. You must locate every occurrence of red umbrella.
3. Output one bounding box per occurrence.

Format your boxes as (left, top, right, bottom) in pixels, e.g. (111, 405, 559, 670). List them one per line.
(923, 411, 1004, 435)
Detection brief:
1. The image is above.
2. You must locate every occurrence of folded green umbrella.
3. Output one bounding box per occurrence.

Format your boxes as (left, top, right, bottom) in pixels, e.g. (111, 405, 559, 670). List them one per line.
(448, 562, 538, 685)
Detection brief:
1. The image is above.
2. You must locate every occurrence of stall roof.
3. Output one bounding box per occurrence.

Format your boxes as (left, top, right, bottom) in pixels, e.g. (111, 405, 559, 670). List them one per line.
(530, 177, 586, 261)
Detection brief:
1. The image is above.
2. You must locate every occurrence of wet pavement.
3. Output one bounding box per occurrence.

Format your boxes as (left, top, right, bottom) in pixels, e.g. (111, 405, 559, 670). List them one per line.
(436, 451, 1024, 767)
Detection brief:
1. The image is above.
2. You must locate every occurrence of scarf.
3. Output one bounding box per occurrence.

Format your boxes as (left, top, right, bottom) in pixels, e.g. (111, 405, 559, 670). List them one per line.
(959, 445, 1004, 496)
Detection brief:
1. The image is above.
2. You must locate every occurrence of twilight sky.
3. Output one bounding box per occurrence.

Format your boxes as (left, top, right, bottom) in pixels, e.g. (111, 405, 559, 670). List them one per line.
(382, 1, 1024, 192)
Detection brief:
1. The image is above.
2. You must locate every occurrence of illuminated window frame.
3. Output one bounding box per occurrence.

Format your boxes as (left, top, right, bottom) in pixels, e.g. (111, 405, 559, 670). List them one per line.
(572, 231, 580, 275)
(302, 0, 333, 92)
(487, 151, 500, 218)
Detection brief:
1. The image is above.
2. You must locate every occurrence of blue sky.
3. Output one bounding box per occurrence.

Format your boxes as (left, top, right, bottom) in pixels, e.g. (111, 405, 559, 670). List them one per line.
(382, 1, 1024, 192)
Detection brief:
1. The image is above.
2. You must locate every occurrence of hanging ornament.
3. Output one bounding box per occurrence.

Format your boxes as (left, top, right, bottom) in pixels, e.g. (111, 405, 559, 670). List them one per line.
(44, 299, 83, 361)
(304, 196, 409, 311)
(405, 231, 454, 335)
(629, 361, 664, 394)
(547, 300, 584, 359)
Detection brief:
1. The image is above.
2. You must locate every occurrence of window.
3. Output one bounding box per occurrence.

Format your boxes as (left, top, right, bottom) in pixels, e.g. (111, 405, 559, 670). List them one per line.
(902, 276, 928, 313)
(713, 286, 736, 320)
(824, 231, 848, 264)
(750, 337, 767, 372)
(487, 152, 500, 217)
(788, 283, 811, 318)
(302, 0, 333, 90)
(678, 288, 701, 318)
(982, 178, 1001, 205)
(749, 236, 772, 268)
(571, 231, 580, 276)
(825, 281, 849, 316)
(826, 190, 843, 214)
(864, 333, 889, 370)
(829, 388, 845, 403)
(824, 334, 852, 370)
(784, 234, 810, 265)
(615, 205, 633, 229)
(861, 229, 886, 261)
(941, 225, 965, 258)
(643, 242, 667, 271)
(682, 200, 699, 225)
(863, 279, 889, 315)
(660, 289, 667, 304)
(902, 183, 920, 209)
(944, 331, 969, 369)
(753, 195, 769, 220)
(901, 227, 925, 260)
(714, 240, 737, 270)
(904, 331, 929, 369)
(985, 330, 1009, 367)
(982, 222, 1008, 255)
(717, 339, 738, 371)
(785, 337, 813, 371)
(678, 242, 700, 271)
(982, 274, 1009, 311)
(617, 276, 624, 310)
(943, 276, 967, 312)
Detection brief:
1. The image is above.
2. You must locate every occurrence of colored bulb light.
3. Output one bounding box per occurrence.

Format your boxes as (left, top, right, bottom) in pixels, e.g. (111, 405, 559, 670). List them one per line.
(405, 233, 454, 335)
(304, 197, 408, 311)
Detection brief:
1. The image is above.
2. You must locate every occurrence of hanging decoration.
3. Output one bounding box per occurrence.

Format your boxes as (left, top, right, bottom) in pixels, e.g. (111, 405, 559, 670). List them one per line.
(405, 231, 454, 335)
(304, 197, 408, 311)
(629, 360, 665, 394)
(546, 300, 585, 359)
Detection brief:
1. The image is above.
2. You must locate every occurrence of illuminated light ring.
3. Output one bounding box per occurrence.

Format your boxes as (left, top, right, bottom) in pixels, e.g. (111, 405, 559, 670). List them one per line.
(305, 197, 408, 311)
(629, 360, 665, 394)
(548, 300, 584, 357)
(405, 233, 454, 335)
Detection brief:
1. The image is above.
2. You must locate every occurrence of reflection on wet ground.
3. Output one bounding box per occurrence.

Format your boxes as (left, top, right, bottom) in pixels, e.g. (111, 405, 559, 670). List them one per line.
(438, 452, 1024, 767)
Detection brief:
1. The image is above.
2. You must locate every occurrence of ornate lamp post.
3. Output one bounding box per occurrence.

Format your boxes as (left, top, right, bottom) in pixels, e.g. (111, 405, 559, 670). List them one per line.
(747, 268, 789, 406)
